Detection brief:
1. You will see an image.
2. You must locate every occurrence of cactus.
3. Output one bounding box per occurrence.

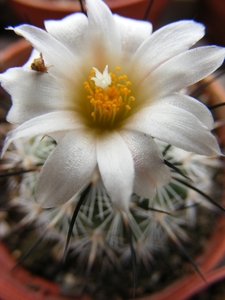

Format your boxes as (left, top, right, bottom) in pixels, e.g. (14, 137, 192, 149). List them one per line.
(0, 131, 221, 297)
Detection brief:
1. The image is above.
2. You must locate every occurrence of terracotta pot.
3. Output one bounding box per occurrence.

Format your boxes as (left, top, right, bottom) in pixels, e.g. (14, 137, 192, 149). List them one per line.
(8, 0, 171, 29)
(1, 38, 225, 300)
(198, 0, 225, 46)
(0, 242, 84, 300)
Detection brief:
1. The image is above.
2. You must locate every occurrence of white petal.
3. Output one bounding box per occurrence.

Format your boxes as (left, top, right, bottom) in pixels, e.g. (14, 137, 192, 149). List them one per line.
(150, 93, 214, 129)
(2, 111, 84, 155)
(86, 0, 121, 57)
(13, 24, 76, 78)
(124, 105, 221, 156)
(121, 130, 170, 199)
(140, 46, 225, 98)
(0, 68, 65, 124)
(35, 130, 97, 207)
(114, 14, 152, 55)
(97, 131, 134, 211)
(44, 13, 89, 55)
(131, 21, 205, 81)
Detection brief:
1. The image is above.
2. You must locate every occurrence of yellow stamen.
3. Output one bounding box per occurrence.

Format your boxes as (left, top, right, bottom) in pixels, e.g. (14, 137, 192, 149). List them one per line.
(84, 66, 135, 127)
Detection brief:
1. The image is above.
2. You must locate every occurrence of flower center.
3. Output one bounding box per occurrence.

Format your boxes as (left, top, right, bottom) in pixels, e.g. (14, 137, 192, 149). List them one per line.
(84, 65, 135, 127)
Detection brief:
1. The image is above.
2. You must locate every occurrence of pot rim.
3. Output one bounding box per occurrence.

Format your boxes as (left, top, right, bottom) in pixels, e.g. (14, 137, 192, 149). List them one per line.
(9, 0, 155, 12)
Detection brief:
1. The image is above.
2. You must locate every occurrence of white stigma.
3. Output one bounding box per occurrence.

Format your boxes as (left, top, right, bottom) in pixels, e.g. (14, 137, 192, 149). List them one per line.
(91, 65, 111, 89)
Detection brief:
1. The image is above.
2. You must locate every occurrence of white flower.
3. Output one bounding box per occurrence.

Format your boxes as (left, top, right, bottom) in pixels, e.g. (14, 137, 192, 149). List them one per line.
(0, 0, 224, 211)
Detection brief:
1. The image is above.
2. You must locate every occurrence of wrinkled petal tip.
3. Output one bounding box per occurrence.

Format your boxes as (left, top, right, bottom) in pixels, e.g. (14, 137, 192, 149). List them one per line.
(191, 20, 205, 30)
(170, 20, 205, 39)
(0, 72, 9, 83)
(211, 47, 225, 68)
(35, 196, 54, 208)
(195, 139, 222, 157)
(5, 26, 14, 31)
(210, 148, 223, 157)
(112, 195, 132, 213)
(183, 19, 205, 31)
(86, 0, 111, 14)
(34, 184, 63, 208)
(0, 138, 11, 159)
(35, 184, 78, 208)
(12, 25, 29, 37)
(206, 135, 223, 157)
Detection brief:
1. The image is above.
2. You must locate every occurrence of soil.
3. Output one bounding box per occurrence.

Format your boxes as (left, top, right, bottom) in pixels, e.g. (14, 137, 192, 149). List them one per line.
(1, 185, 220, 300)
